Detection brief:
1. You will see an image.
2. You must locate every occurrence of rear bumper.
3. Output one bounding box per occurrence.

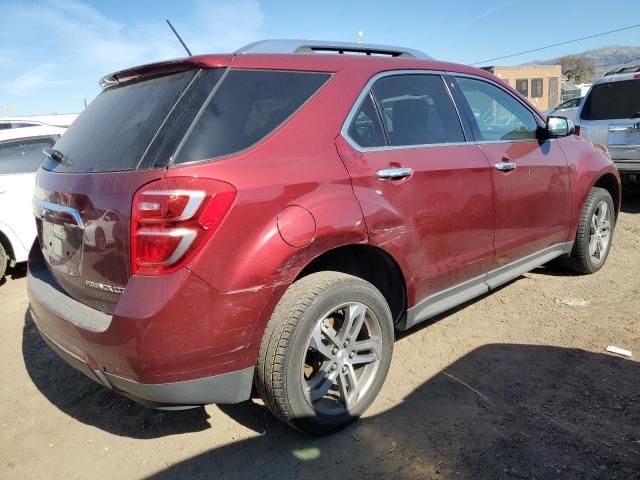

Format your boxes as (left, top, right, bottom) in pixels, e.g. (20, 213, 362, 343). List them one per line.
(27, 244, 283, 407)
(36, 323, 253, 407)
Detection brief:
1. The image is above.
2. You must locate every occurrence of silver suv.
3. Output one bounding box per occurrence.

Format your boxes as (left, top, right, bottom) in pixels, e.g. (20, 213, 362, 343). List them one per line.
(577, 72, 640, 179)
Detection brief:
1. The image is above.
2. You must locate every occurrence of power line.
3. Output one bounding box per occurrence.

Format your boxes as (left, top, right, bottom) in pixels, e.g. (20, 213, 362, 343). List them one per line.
(471, 23, 640, 66)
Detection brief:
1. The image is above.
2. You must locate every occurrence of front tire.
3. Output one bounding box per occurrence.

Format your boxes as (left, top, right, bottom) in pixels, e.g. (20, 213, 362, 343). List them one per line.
(255, 272, 394, 435)
(561, 187, 615, 274)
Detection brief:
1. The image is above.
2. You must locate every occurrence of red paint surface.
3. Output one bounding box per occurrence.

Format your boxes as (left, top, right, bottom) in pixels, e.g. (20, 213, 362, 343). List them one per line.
(29, 52, 620, 386)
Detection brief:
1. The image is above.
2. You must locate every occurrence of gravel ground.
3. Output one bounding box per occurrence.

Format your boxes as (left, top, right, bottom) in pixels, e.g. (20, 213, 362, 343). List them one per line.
(1, 185, 639, 480)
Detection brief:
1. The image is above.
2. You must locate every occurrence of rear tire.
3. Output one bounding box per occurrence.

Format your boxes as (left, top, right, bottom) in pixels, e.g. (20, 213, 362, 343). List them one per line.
(559, 187, 615, 274)
(0, 243, 6, 279)
(255, 272, 394, 435)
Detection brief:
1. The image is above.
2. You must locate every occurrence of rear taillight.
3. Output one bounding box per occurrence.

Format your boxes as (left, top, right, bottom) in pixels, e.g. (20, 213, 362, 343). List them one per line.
(131, 177, 236, 275)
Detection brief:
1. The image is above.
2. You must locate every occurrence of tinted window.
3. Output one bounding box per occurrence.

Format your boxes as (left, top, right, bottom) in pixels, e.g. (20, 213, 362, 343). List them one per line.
(347, 94, 386, 147)
(47, 69, 214, 173)
(0, 137, 56, 174)
(371, 75, 465, 146)
(457, 77, 538, 141)
(531, 78, 543, 98)
(175, 70, 330, 163)
(581, 80, 640, 120)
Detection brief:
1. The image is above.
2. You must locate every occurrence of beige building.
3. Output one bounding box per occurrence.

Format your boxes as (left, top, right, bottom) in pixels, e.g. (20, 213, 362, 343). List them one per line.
(482, 65, 562, 111)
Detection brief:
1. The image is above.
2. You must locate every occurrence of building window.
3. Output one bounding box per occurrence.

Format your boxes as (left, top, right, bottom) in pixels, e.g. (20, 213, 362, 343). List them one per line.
(531, 78, 543, 98)
(515, 79, 528, 97)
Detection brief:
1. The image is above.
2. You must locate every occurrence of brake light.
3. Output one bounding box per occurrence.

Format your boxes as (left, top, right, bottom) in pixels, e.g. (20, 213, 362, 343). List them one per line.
(131, 177, 236, 275)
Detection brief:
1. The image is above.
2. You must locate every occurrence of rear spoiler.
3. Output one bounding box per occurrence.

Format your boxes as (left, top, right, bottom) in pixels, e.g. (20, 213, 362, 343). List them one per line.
(99, 55, 232, 88)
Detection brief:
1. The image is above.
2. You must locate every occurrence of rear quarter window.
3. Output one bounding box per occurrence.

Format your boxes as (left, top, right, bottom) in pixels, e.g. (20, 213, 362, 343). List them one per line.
(581, 80, 640, 120)
(174, 70, 330, 164)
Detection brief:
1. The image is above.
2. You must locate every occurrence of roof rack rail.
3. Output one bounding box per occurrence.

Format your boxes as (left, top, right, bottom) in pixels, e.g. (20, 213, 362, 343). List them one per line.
(236, 39, 432, 60)
(604, 64, 640, 76)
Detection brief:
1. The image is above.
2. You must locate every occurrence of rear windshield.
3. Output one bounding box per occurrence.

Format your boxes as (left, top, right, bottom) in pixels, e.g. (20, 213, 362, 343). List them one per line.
(581, 79, 640, 120)
(174, 70, 330, 164)
(45, 69, 223, 173)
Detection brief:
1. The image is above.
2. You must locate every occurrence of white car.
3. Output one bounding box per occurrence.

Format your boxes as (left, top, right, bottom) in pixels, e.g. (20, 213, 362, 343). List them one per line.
(576, 72, 640, 179)
(0, 125, 66, 278)
(84, 209, 119, 250)
(544, 96, 583, 123)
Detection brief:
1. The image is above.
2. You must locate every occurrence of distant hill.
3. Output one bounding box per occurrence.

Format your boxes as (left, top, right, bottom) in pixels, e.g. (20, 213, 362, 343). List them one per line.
(534, 45, 640, 78)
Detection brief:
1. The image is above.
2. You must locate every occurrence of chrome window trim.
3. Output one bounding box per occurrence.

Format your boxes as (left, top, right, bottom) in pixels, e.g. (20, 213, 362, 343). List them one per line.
(340, 69, 470, 153)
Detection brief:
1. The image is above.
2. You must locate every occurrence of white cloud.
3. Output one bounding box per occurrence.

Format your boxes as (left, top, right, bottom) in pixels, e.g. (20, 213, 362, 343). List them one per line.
(460, 1, 518, 28)
(0, 0, 264, 112)
(0, 64, 70, 96)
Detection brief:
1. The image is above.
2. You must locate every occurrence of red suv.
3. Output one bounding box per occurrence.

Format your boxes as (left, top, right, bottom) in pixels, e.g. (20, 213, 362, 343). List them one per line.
(28, 40, 620, 435)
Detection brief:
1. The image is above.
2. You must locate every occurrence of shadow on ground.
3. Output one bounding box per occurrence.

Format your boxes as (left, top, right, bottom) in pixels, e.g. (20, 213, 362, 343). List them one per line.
(22, 311, 211, 438)
(148, 344, 639, 480)
(0, 261, 27, 287)
(22, 309, 639, 479)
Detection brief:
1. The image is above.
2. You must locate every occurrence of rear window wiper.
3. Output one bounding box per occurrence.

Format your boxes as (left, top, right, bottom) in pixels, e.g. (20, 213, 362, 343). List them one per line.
(43, 147, 73, 167)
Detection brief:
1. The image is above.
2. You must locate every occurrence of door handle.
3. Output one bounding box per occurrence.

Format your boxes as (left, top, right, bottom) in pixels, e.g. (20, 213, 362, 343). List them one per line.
(377, 167, 414, 180)
(495, 161, 517, 172)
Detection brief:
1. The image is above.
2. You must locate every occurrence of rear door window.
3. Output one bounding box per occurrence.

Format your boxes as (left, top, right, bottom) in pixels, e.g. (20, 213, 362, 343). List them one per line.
(456, 77, 539, 141)
(47, 69, 222, 173)
(370, 74, 465, 146)
(174, 70, 330, 164)
(581, 80, 640, 120)
(0, 136, 57, 174)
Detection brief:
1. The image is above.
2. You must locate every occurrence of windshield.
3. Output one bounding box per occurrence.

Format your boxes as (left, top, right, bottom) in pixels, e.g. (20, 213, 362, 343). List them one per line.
(581, 80, 640, 120)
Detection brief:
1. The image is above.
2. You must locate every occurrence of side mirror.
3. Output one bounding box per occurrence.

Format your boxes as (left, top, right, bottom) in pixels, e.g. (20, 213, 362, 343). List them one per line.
(546, 116, 574, 137)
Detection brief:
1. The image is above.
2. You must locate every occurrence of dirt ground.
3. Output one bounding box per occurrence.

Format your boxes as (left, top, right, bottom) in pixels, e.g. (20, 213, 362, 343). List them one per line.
(1, 185, 639, 480)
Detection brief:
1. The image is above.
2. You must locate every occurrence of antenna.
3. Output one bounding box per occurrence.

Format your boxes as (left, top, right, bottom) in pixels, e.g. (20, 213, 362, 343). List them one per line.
(165, 19, 193, 56)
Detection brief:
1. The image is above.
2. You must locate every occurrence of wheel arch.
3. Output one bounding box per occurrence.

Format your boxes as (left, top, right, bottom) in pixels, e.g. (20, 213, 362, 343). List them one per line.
(295, 244, 407, 324)
(593, 173, 621, 218)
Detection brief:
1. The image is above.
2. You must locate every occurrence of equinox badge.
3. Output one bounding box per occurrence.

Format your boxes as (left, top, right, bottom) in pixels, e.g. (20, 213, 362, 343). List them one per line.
(85, 280, 124, 294)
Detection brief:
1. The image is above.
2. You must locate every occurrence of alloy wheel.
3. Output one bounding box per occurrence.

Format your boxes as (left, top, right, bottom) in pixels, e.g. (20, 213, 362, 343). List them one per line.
(589, 200, 611, 265)
(301, 302, 383, 416)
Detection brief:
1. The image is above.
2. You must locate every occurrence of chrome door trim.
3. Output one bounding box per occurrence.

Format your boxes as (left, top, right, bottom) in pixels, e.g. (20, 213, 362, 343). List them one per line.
(495, 161, 517, 172)
(33, 198, 85, 229)
(376, 167, 414, 180)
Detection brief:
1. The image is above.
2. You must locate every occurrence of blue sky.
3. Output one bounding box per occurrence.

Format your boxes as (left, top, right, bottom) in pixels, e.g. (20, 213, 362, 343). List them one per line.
(1, 0, 639, 115)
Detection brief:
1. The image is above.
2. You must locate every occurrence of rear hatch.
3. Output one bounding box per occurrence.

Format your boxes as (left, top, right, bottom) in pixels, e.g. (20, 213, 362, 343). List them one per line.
(33, 62, 227, 314)
(579, 76, 640, 163)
